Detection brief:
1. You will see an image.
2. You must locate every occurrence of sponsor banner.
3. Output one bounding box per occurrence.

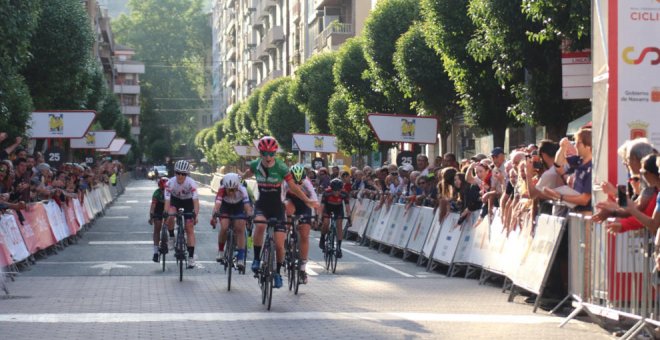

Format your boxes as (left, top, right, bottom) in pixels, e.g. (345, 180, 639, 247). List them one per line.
(73, 199, 86, 229)
(0, 213, 30, 263)
(364, 205, 385, 240)
(233, 145, 259, 157)
(97, 138, 126, 153)
(368, 205, 393, 241)
(381, 204, 405, 246)
(70, 131, 116, 149)
(468, 216, 491, 267)
(292, 133, 338, 153)
(44, 201, 70, 241)
(64, 202, 80, 235)
(405, 207, 435, 254)
(83, 195, 94, 221)
(513, 214, 565, 294)
(482, 213, 509, 275)
(111, 144, 132, 156)
(19, 204, 57, 253)
(27, 111, 95, 139)
(610, 0, 660, 184)
(394, 207, 420, 249)
(367, 113, 438, 144)
(422, 210, 443, 258)
(431, 213, 462, 264)
(350, 199, 373, 237)
(452, 211, 481, 264)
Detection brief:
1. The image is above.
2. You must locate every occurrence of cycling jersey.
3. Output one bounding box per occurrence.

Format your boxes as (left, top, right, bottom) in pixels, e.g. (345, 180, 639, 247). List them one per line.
(151, 188, 165, 214)
(321, 188, 349, 217)
(284, 178, 317, 217)
(215, 186, 250, 205)
(250, 158, 291, 208)
(164, 176, 198, 200)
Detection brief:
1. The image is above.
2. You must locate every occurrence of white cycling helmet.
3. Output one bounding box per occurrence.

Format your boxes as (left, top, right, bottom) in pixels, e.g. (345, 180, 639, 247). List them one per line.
(223, 173, 241, 189)
(174, 160, 191, 174)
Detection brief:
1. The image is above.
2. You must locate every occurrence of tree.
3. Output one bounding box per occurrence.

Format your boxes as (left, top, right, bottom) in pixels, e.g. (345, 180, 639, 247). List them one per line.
(523, 0, 590, 51)
(267, 83, 305, 152)
(289, 52, 336, 133)
(97, 92, 122, 130)
(327, 90, 376, 165)
(23, 0, 94, 110)
(257, 77, 290, 134)
(209, 138, 239, 169)
(421, 0, 515, 146)
(362, 0, 419, 114)
(113, 0, 211, 159)
(393, 22, 458, 152)
(0, 1, 40, 137)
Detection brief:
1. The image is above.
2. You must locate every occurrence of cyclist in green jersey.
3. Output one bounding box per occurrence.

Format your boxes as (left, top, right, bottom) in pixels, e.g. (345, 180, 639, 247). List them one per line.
(241, 136, 318, 289)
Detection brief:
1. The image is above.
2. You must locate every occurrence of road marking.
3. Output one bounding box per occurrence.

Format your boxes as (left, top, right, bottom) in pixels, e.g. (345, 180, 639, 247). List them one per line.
(124, 200, 139, 203)
(103, 216, 129, 219)
(88, 241, 153, 245)
(314, 238, 414, 278)
(38, 261, 228, 265)
(90, 262, 131, 275)
(109, 206, 131, 209)
(0, 312, 563, 324)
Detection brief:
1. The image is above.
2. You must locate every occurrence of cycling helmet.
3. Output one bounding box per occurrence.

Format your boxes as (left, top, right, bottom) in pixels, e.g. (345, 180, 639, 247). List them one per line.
(174, 160, 190, 174)
(158, 177, 168, 189)
(290, 164, 306, 183)
(329, 178, 343, 191)
(223, 173, 241, 189)
(257, 136, 278, 153)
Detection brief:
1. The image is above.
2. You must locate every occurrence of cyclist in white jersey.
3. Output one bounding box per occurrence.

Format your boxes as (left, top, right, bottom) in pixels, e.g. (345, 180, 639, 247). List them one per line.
(210, 173, 252, 272)
(164, 160, 200, 268)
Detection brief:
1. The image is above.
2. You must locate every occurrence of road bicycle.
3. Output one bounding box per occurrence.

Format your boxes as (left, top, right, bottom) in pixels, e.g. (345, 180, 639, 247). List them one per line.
(213, 213, 250, 291)
(324, 214, 350, 274)
(256, 217, 292, 310)
(168, 209, 195, 282)
(285, 215, 316, 295)
(152, 213, 169, 272)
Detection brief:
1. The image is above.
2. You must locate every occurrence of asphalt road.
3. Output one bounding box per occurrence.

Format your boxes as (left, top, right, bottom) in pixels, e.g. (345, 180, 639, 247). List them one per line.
(0, 179, 613, 339)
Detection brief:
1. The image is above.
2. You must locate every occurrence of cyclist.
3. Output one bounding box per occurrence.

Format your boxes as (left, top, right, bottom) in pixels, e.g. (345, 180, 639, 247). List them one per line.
(163, 160, 200, 268)
(241, 136, 318, 289)
(319, 178, 351, 258)
(283, 164, 318, 284)
(210, 173, 252, 272)
(149, 177, 171, 262)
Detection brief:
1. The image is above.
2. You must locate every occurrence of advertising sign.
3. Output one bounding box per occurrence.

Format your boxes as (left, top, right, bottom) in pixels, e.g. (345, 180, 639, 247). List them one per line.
(111, 144, 132, 156)
(367, 113, 438, 144)
(609, 0, 660, 184)
(562, 51, 592, 99)
(292, 133, 338, 153)
(98, 138, 126, 153)
(70, 131, 116, 149)
(27, 111, 95, 139)
(233, 145, 259, 157)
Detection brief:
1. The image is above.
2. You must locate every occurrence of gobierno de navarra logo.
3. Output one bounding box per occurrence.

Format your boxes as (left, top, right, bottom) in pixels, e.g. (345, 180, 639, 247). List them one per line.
(622, 46, 660, 65)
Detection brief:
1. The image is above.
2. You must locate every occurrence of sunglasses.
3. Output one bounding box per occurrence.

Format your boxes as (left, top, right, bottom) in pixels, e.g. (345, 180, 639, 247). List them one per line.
(175, 172, 188, 176)
(261, 151, 275, 157)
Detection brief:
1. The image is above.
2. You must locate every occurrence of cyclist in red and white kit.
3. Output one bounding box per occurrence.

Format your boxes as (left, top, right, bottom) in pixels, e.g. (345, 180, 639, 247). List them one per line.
(164, 160, 200, 268)
(210, 173, 252, 273)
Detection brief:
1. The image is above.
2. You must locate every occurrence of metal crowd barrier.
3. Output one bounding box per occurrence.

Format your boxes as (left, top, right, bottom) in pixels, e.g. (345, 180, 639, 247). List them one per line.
(561, 213, 656, 339)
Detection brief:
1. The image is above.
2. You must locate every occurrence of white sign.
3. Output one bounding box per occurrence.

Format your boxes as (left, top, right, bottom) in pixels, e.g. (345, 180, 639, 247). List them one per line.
(27, 111, 96, 139)
(367, 114, 438, 144)
(252, 139, 284, 152)
(292, 133, 338, 153)
(562, 51, 592, 99)
(610, 0, 660, 184)
(98, 138, 126, 153)
(70, 131, 116, 149)
(111, 144, 132, 155)
(233, 145, 259, 157)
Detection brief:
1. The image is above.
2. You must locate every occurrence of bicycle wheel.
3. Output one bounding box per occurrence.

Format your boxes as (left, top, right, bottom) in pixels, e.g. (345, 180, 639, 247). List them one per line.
(260, 239, 270, 305)
(326, 227, 336, 272)
(178, 258, 183, 281)
(177, 226, 185, 282)
(293, 234, 301, 295)
(226, 229, 235, 291)
(266, 241, 274, 311)
(286, 234, 295, 291)
(160, 228, 168, 272)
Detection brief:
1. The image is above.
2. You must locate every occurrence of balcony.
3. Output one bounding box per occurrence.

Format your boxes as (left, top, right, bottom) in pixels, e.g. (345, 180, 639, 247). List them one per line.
(292, 1, 301, 23)
(113, 84, 140, 94)
(224, 13, 236, 36)
(315, 21, 354, 51)
(265, 25, 284, 45)
(121, 105, 140, 115)
(291, 50, 301, 66)
(115, 62, 145, 74)
(225, 45, 237, 61)
(226, 74, 237, 88)
(315, 0, 343, 10)
(262, 69, 282, 84)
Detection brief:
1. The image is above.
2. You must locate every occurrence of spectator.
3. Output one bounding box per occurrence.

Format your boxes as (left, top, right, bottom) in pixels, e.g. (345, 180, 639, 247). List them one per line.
(330, 165, 340, 179)
(317, 167, 330, 191)
(416, 154, 434, 177)
(442, 152, 460, 169)
(437, 167, 458, 221)
(622, 153, 660, 234)
(0, 134, 22, 161)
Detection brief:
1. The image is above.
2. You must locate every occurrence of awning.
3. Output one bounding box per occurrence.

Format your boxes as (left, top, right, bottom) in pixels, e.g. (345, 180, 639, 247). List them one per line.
(566, 112, 592, 136)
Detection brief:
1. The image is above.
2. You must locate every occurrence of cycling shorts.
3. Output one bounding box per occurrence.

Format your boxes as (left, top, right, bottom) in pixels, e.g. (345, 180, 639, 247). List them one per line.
(169, 196, 195, 220)
(255, 202, 286, 232)
(323, 205, 344, 219)
(218, 202, 246, 218)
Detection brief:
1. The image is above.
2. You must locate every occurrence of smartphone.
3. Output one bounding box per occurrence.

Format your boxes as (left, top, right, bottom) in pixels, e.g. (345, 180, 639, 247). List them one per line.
(617, 184, 628, 207)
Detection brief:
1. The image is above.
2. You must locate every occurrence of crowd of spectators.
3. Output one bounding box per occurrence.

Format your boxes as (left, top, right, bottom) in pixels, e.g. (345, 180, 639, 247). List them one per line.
(0, 132, 124, 217)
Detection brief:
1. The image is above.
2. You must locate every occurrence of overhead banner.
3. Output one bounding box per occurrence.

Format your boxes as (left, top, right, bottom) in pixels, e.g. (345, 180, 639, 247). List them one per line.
(98, 138, 126, 153)
(233, 145, 259, 157)
(111, 144, 132, 155)
(367, 113, 438, 144)
(609, 0, 660, 184)
(27, 111, 96, 139)
(292, 133, 338, 153)
(70, 131, 116, 149)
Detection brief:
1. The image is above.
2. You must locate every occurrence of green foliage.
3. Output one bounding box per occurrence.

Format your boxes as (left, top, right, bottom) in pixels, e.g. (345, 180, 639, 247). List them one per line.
(23, 0, 94, 110)
(223, 103, 241, 138)
(194, 127, 211, 153)
(328, 90, 377, 157)
(208, 138, 239, 169)
(522, 0, 590, 50)
(236, 89, 260, 142)
(362, 0, 419, 114)
(421, 0, 514, 145)
(266, 83, 305, 151)
(289, 52, 336, 133)
(0, 74, 33, 138)
(257, 77, 290, 134)
(85, 64, 107, 113)
(97, 92, 122, 130)
(113, 0, 211, 159)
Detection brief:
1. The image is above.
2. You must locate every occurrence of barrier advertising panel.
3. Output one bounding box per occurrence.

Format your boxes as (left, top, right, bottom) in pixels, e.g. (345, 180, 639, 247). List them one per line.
(64, 203, 80, 235)
(0, 213, 30, 263)
(483, 214, 509, 274)
(351, 199, 373, 237)
(73, 199, 87, 227)
(432, 213, 462, 264)
(369, 205, 393, 242)
(381, 204, 405, 246)
(44, 201, 70, 241)
(468, 216, 491, 267)
(452, 211, 481, 264)
(19, 204, 57, 253)
(406, 207, 435, 254)
(395, 207, 420, 249)
(422, 210, 443, 258)
(364, 205, 384, 240)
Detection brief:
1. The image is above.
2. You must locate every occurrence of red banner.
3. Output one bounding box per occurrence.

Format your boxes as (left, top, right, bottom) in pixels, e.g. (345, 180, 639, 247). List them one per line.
(19, 204, 56, 253)
(64, 201, 80, 235)
(0, 231, 14, 266)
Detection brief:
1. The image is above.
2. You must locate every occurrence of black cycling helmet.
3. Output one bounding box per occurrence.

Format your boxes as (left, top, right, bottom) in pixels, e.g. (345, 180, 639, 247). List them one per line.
(329, 178, 343, 191)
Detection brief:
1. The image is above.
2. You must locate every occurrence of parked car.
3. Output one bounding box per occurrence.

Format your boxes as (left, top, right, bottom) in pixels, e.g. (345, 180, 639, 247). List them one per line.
(148, 165, 168, 179)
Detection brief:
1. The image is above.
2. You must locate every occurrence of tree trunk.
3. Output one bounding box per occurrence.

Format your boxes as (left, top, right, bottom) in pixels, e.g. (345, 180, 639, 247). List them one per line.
(492, 126, 506, 149)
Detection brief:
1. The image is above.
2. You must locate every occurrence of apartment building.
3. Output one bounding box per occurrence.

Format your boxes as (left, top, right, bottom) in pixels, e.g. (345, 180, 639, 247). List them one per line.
(212, 0, 377, 121)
